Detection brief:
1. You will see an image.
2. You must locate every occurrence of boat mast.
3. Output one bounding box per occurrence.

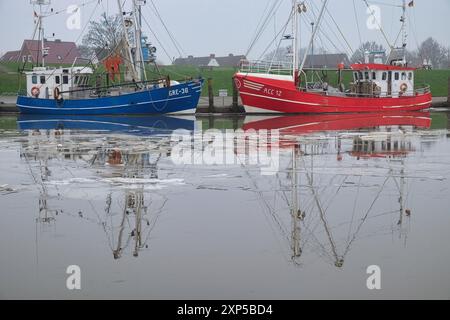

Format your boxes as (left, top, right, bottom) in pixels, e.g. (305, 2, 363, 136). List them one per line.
(400, 0, 408, 65)
(32, 0, 50, 67)
(117, 0, 140, 82)
(133, 0, 147, 82)
(292, 0, 299, 80)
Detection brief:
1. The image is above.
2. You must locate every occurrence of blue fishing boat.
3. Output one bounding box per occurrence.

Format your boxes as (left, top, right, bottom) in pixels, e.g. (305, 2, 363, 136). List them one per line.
(17, 0, 203, 115)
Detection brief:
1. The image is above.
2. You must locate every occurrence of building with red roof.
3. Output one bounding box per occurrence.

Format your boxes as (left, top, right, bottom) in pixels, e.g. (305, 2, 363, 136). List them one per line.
(0, 39, 82, 64)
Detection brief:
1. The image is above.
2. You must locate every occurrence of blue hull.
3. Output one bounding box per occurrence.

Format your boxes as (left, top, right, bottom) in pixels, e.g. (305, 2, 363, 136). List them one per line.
(17, 79, 203, 115)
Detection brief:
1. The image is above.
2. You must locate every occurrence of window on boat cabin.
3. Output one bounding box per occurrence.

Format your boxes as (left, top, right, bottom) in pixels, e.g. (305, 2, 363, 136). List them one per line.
(31, 75, 37, 84)
(27, 55, 32, 63)
(22, 56, 26, 63)
(408, 72, 413, 80)
(74, 76, 79, 85)
(372, 72, 376, 80)
(63, 75, 69, 84)
(401, 72, 407, 80)
(382, 72, 387, 81)
(55, 76, 60, 84)
(394, 72, 399, 80)
(40, 76, 45, 84)
(358, 72, 363, 81)
(364, 72, 369, 80)
(353, 72, 357, 82)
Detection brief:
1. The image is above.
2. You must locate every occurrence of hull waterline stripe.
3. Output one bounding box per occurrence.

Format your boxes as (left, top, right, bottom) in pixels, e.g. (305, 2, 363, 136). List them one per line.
(240, 92, 432, 109)
(17, 95, 192, 111)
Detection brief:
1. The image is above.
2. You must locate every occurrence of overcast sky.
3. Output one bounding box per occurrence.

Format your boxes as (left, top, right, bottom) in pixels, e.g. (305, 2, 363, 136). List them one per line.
(1, 0, 449, 64)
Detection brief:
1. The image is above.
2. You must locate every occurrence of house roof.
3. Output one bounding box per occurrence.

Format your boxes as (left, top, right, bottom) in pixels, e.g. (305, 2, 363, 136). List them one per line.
(21, 39, 82, 64)
(173, 54, 246, 67)
(304, 53, 350, 68)
(0, 50, 21, 62)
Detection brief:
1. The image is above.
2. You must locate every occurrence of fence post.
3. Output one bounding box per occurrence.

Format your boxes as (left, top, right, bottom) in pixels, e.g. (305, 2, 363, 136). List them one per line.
(208, 78, 214, 113)
(232, 77, 239, 113)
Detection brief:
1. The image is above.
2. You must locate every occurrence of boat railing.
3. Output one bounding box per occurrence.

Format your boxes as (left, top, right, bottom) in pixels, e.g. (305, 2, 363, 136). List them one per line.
(298, 83, 432, 98)
(239, 60, 293, 75)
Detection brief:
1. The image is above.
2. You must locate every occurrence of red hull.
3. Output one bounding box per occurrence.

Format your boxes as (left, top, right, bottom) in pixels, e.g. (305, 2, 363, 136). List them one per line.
(234, 73, 432, 114)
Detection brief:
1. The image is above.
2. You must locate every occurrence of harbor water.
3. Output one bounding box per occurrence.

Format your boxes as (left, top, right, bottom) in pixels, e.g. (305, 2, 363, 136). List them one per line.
(0, 112, 450, 299)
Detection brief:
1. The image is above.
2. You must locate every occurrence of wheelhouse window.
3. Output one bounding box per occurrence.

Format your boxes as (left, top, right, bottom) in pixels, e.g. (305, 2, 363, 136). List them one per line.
(394, 72, 399, 81)
(401, 72, 407, 80)
(364, 72, 369, 80)
(40, 76, 46, 84)
(358, 72, 363, 81)
(31, 75, 37, 84)
(382, 72, 387, 81)
(372, 72, 376, 80)
(63, 75, 69, 84)
(408, 72, 413, 80)
(55, 76, 60, 84)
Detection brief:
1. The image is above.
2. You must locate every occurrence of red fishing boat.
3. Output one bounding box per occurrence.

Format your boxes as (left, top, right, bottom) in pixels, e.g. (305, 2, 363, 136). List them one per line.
(235, 1, 432, 114)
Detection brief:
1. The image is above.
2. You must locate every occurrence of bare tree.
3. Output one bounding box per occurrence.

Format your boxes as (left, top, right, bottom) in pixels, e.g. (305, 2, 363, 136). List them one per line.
(81, 13, 123, 60)
(417, 37, 446, 69)
(351, 41, 385, 63)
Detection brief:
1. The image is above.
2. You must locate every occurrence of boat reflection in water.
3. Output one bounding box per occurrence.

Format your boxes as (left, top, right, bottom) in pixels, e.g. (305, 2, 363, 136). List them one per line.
(18, 114, 196, 135)
(18, 111, 440, 267)
(19, 115, 195, 260)
(241, 111, 433, 267)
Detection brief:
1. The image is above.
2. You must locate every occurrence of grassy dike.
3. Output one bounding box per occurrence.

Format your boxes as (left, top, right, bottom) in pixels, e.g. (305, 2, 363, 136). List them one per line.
(1, 61, 449, 97)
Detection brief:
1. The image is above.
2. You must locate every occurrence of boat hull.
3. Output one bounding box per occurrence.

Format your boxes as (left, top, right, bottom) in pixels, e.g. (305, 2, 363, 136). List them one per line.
(17, 80, 203, 115)
(234, 73, 432, 114)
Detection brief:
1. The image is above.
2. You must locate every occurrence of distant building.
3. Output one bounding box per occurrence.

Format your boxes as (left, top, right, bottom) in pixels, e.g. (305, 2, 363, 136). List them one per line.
(0, 39, 82, 64)
(304, 53, 350, 68)
(173, 54, 247, 68)
(0, 50, 21, 62)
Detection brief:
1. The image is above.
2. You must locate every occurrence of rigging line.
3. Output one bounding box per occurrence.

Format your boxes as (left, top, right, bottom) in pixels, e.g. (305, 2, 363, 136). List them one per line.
(141, 13, 174, 63)
(42, 0, 98, 17)
(301, 154, 340, 263)
(246, 0, 284, 57)
(366, 0, 403, 8)
(300, 13, 345, 58)
(353, 0, 363, 48)
(347, 175, 362, 243)
(362, 0, 394, 50)
(342, 173, 391, 257)
(249, 0, 275, 50)
(247, 0, 283, 57)
(41, 1, 100, 84)
(257, 9, 294, 62)
(299, 0, 329, 72)
(236, 154, 292, 251)
(307, 0, 354, 56)
(148, 0, 185, 57)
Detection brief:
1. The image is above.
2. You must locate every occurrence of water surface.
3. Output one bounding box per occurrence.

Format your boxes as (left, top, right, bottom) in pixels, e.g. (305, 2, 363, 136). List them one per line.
(0, 112, 450, 299)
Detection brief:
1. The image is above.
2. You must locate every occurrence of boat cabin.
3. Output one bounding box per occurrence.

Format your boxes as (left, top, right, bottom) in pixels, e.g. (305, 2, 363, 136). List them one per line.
(350, 64, 415, 98)
(24, 66, 93, 99)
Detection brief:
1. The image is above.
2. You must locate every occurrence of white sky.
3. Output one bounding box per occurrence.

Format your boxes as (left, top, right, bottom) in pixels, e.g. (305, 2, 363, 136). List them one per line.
(0, 0, 449, 64)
